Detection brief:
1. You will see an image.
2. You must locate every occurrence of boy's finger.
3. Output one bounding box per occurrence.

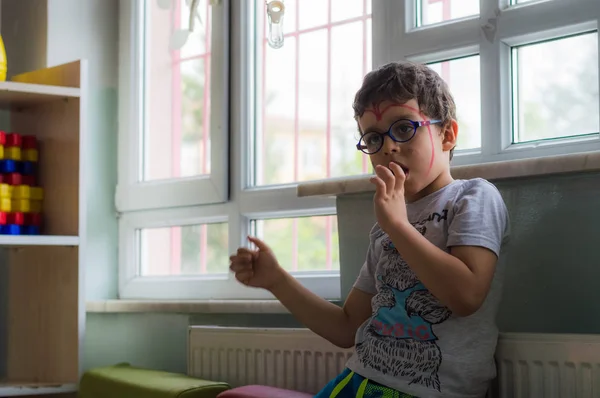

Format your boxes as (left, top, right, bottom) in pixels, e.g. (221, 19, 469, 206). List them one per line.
(230, 255, 252, 265)
(376, 165, 394, 194)
(235, 270, 254, 284)
(230, 262, 252, 272)
(369, 176, 386, 196)
(236, 247, 255, 256)
(389, 162, 405, 190)
(233, 252, 253, 262)
(247, 236, 271, 252)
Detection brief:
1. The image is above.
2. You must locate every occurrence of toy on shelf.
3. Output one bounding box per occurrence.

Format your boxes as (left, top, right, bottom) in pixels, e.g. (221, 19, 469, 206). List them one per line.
(0, 131, 43, 235)
(0, 33, 6, 81)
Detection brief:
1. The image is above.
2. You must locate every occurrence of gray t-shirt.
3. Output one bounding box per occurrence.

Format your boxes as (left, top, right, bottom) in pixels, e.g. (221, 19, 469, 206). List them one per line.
(346, 178, 510, 398)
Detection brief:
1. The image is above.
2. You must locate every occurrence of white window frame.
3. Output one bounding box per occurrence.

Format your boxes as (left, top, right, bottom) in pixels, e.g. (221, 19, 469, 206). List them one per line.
(375, 0, 600, 166)
(118, 0, 599, 301)
(116, 0, 229, 212)
(117, 0, 341, 300)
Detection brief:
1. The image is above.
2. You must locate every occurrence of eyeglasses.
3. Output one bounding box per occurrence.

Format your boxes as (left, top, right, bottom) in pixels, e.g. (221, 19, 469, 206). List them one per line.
(356, 119, 442, 155)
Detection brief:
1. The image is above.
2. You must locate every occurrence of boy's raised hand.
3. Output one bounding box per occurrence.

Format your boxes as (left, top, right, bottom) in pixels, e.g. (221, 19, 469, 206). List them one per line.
(370, 162, 409, 233)
(229, 236, 286, 290)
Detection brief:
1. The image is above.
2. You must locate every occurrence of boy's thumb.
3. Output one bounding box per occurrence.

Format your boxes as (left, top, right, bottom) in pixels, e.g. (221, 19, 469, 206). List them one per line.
(248, 236, 270, 252)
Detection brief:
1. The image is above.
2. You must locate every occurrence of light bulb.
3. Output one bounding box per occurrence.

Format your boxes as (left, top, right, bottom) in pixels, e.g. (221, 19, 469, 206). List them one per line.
(266, 1, 285, 49)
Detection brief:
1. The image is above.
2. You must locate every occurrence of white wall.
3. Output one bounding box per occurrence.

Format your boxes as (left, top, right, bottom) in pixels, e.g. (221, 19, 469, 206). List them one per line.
(46, 0, 120, 300)
(1, 0, 47, 77)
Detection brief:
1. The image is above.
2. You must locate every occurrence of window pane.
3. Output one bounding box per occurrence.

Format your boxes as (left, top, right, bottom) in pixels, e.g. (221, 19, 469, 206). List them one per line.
(251, 215, 339, 273)
(331, 0, 371, 23)
(428, 56, 481, 150)
(512, 32, 599, 143)
(417, 0, 478, 27)
(254, 0, 372, 186)
(138, 222, 228, 276)
(298, 0, 328, 30)
(142, 0, 212, 182)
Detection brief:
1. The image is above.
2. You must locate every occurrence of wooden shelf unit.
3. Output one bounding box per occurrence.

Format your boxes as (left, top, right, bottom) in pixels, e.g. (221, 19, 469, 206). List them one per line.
(0, 60, 86, 396)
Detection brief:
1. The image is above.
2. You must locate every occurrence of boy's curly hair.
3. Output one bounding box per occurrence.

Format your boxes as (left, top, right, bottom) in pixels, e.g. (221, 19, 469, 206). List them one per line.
(353, 61, 457, 159)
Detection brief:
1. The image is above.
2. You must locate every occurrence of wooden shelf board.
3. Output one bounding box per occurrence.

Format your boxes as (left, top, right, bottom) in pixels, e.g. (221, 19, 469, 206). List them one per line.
(0, 81, 80, 109)
(0, 235, 79, 246)
(0, 382, 77, 396)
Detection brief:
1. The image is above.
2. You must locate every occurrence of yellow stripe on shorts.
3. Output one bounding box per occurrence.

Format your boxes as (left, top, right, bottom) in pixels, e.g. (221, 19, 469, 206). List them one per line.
(329, 370, 355, 398)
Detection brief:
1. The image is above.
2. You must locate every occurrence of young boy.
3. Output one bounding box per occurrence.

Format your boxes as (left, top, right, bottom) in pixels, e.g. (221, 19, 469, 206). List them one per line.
(229, 61, 510, 398)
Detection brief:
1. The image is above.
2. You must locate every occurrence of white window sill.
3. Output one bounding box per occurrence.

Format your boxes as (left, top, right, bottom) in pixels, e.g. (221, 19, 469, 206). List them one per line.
(86, 299, 292, 314)
(297, 150, 600, 197)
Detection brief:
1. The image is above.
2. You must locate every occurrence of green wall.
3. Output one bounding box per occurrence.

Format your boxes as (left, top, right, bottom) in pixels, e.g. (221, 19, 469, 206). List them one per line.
(84, 312, 304, 372)
(84, 313, 190, 373)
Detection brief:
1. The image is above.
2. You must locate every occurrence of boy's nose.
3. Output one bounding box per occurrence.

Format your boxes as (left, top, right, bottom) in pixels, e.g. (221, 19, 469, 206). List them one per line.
(382, 136, 400, 154)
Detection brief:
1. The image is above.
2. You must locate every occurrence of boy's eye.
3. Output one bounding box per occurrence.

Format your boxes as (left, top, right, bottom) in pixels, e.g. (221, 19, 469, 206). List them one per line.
(367, 135, 381, 145)
(391, 121, 415, 140)
(358, 133, 383, 153)
(362, 133, 382, 146)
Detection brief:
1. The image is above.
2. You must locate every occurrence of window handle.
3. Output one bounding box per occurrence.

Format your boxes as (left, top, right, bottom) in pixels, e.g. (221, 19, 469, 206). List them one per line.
(266, 0, 285, 49)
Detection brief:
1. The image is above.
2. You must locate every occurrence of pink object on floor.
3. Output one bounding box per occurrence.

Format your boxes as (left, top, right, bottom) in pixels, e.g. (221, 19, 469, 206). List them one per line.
(216, 385, 313, 398)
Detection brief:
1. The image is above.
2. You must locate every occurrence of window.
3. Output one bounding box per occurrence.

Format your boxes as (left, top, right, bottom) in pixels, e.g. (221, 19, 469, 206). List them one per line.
(511, 33, 599, 143)
(117, 0, 229, 213)
(139, 223, 228, 276)
(427, 56, 481, 150)
(118, 0, 599, 300)
(254, 0, 373, 186)
(117, 0, 371, 300)
(396, 0, 600, 165)
(417, 0, 479, 27)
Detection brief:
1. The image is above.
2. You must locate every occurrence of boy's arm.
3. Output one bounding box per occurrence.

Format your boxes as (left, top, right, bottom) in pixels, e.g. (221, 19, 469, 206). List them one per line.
(387, 225, 498, 317)
(386, 179, 508, 317)
(371, 164, 508, 317)
(270, 275, 374, 348)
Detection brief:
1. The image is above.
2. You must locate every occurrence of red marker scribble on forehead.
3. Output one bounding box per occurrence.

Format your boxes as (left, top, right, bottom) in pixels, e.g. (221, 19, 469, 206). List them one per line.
(364, 102, 435, 176)
(364, 102, 405, 121)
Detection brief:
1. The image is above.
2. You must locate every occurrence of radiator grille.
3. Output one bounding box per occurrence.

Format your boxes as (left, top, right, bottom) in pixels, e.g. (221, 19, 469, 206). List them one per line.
(188, 327, 600, 397)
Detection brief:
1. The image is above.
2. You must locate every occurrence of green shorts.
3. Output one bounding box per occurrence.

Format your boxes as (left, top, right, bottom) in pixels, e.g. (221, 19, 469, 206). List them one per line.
(314, 368, 417, 398)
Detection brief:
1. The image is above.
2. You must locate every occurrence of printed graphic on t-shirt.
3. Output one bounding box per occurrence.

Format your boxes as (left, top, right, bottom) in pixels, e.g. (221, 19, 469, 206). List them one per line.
(355, 212, 452, 392)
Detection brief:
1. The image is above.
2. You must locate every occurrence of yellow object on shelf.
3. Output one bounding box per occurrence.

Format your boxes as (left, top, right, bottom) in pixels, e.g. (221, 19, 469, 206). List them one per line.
(31, 187, 43, 200)
(12, 198, 42, 213)
(5, 146, 21, 161)
(0, 34, 6, 81)
(0, 197, 10, 212)
(23, 148, 38, 162)
(12, 185, 44, 201)
(0, 183, 10, 198)
(11, 199, 27, 212)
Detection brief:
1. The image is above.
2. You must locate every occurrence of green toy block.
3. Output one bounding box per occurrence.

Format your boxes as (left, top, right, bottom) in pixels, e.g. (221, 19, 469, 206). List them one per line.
(79, 363, 231, 398)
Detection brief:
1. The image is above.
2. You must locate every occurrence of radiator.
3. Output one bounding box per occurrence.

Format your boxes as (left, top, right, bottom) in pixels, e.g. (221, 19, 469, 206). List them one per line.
(188, 326, 600, 397)
(493, 332, 600, 398)
(187, 327, 353, 394)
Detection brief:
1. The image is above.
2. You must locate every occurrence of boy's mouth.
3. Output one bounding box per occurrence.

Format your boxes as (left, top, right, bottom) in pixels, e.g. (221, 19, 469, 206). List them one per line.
(391, 161, 409, 176)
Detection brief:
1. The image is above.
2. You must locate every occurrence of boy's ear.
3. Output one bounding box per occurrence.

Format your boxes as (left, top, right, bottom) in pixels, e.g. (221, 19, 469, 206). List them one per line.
(441, 119, 458, 152)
